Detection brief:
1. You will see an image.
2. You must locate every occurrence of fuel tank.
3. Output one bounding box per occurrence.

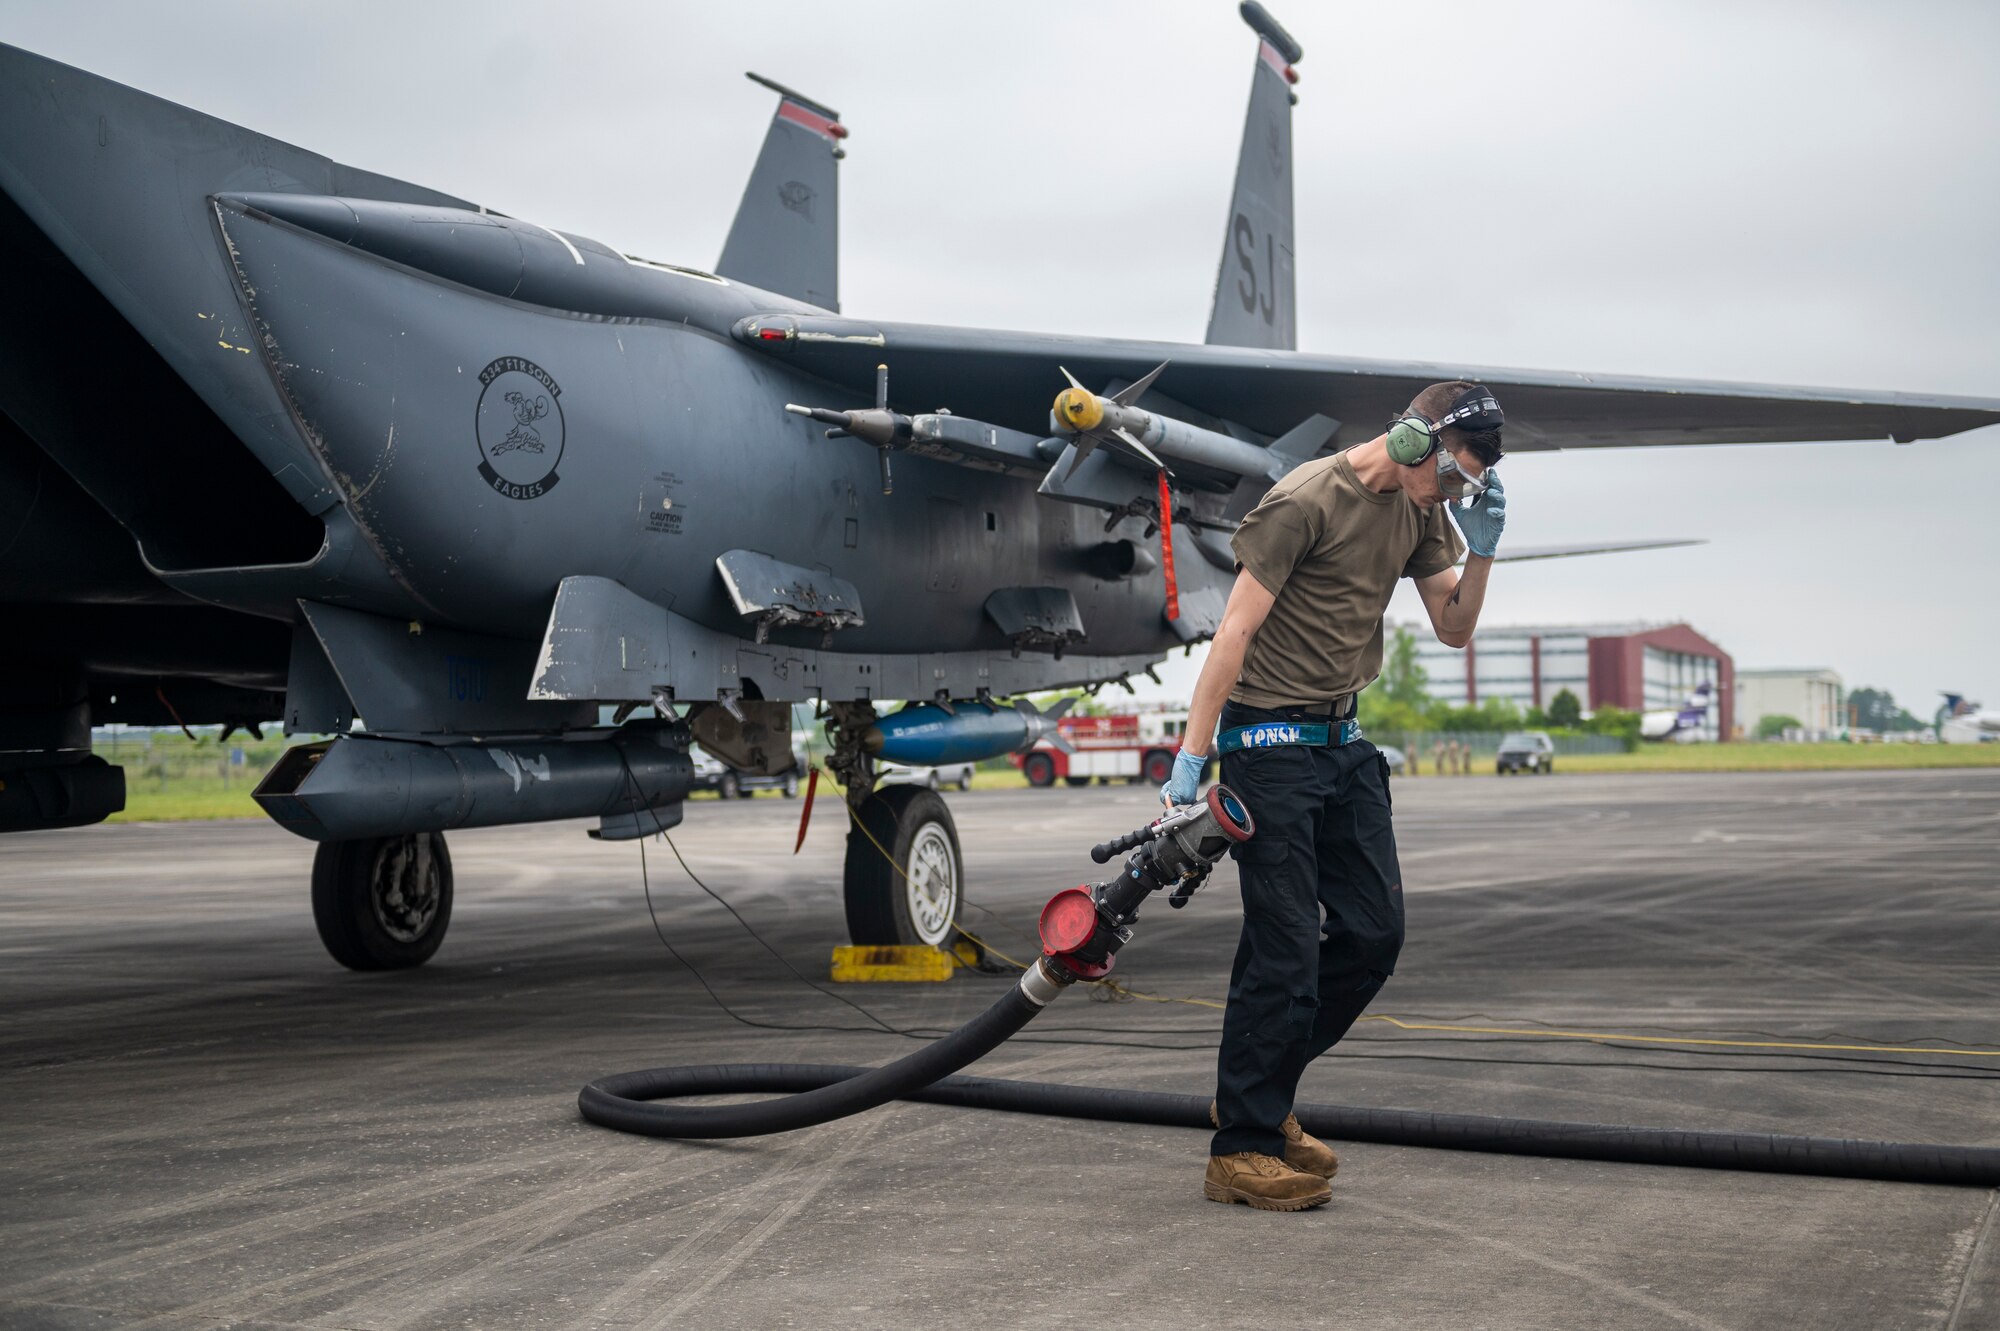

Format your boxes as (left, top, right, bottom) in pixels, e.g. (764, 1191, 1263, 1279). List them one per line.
(253, 723, 692, 842)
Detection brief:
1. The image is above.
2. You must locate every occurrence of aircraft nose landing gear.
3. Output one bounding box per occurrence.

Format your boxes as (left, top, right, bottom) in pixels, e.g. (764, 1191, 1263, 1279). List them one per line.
(311, 831, 454, 970)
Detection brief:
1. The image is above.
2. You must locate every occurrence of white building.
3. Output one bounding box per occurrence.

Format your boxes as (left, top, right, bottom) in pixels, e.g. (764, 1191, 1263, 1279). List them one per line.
(1735, 668, 1843, 740)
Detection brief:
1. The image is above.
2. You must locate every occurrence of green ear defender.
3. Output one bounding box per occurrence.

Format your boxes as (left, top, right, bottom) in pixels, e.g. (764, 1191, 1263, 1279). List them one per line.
(1385, 415, 1438, 466)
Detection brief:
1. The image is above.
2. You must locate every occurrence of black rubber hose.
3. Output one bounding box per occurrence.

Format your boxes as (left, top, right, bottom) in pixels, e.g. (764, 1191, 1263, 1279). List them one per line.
(579, 982, 1044, 1139)
(579, 981, 2000, 1185)
(581, 1060, 2000, 1187)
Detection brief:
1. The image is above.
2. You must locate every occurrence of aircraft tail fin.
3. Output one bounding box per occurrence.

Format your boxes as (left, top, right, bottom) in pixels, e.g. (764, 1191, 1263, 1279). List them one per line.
(716, 73, 845, 310)
(1204, 2, 1301, 351)
(1676, 683, 1715, 727)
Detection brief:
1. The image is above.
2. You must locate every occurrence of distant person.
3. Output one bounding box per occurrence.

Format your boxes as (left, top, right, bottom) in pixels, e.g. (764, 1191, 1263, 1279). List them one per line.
(1160, 382, 1507, 1211)
(1430, 739, 1447, 776)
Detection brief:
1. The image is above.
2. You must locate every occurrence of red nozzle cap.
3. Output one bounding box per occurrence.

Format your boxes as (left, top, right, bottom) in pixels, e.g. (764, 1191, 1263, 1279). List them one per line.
(1038, 887, 1100, 957)
(1206, 784, 1255, 842)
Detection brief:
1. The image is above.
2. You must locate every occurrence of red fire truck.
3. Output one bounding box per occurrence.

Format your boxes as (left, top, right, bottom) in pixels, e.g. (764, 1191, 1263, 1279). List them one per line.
(1013, 708, 1212, 787)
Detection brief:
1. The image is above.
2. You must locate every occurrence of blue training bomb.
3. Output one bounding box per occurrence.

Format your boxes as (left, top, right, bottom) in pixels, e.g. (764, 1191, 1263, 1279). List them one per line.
(859, 698, 1076, 768)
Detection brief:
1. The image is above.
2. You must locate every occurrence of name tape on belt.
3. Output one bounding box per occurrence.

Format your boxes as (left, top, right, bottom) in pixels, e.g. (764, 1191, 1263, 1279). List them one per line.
(1217, 719, 1363, 753)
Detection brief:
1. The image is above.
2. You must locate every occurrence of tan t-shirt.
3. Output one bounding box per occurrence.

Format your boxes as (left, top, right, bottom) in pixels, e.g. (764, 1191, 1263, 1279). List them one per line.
(1229, 452, 1463, 708)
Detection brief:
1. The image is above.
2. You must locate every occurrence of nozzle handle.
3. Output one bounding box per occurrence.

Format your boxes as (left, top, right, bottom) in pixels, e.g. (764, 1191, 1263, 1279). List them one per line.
(1090, 823, 1157, 864)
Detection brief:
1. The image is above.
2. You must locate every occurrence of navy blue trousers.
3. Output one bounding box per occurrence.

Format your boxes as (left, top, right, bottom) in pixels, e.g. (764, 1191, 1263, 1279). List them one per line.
(1210, 700, 1406, 1159)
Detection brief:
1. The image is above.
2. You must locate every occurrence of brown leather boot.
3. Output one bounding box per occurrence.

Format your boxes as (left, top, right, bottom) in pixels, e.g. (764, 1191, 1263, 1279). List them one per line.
(1203, 1152, 1332, 1211)
(1210, 1100, 1341, 1179)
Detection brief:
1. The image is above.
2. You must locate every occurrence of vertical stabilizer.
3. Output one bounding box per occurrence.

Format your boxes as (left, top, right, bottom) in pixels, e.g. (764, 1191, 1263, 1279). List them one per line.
(1205, 3, 1301, 351)
(716, 73, 845, 310)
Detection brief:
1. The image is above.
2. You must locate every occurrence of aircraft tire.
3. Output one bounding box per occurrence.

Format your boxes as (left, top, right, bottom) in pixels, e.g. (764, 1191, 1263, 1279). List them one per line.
(843, 786, 963, 949)
(310, 832, 453, 971)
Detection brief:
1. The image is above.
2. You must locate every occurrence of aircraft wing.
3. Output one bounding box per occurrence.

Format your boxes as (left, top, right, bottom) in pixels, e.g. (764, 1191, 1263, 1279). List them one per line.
(756, 321, 2000, 450)
(1488, 539, 1704, 563)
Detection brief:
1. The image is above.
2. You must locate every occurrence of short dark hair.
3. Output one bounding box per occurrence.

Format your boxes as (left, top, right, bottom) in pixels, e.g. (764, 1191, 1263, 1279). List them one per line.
(1408, 380, 1504, 468)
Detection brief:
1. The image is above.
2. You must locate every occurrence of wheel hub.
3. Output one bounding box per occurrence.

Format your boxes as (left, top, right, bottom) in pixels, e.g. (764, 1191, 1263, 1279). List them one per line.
(905, 821, 958, 945)
(371, 836, 442, 944)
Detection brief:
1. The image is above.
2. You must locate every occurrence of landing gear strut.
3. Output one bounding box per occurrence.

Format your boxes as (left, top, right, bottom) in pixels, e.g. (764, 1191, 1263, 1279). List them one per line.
(311, 832, 454, 970)
(825, 703, 965, 949)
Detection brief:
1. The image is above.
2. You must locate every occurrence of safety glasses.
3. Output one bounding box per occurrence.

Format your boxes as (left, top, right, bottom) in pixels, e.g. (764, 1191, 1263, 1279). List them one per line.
(1435, 449, 1488, 499)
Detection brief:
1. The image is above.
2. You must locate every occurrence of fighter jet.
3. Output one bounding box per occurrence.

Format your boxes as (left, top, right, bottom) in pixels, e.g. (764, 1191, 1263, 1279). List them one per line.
(3, 4, 1996, 971)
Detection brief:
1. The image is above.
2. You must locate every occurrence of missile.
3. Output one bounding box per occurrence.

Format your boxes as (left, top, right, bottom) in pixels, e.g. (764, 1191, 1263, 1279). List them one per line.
(860, 697, 1077, 768)
(786, 364, 913, 493)
(1050, 363, 1287, 482)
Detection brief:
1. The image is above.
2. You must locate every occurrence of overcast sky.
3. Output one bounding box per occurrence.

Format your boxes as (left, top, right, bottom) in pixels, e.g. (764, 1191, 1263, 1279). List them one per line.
(7, 0, 1996, 717)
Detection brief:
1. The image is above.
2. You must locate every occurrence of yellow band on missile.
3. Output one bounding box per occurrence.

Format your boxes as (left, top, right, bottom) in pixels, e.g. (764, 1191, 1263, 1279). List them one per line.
(1054, 386, 1103, 433)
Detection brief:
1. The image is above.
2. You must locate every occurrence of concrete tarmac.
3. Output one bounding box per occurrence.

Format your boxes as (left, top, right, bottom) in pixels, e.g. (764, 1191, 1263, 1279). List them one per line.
(2, 769, 1997, 1330)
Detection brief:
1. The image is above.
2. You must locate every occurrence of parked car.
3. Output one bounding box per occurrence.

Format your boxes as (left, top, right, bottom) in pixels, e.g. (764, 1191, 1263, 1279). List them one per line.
(877, 761, 976, 792)
(1376, 744, 1407, 775)
(1495, 731, 1556, 774)
(690, 744, 806, 798)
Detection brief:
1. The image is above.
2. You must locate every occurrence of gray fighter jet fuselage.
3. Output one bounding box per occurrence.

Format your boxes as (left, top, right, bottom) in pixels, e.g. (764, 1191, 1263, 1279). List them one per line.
(205, 189, 1180, 662)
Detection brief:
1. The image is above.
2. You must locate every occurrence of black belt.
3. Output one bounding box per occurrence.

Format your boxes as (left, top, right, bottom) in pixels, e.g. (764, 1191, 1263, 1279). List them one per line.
(1256, 696, 1357, 720)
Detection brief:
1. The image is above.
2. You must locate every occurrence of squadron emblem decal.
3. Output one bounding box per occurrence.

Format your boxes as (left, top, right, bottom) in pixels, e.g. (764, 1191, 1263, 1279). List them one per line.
(778, 180, 816, 220)
(475, 356, 565, 499)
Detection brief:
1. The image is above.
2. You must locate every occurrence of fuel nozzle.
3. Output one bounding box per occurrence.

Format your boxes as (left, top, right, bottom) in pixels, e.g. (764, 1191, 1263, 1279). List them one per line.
(1038, 785, 1254, 982)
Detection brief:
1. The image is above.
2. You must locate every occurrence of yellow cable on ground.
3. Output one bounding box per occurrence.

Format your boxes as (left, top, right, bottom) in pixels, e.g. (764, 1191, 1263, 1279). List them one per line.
(810, 765, 2000, 1057)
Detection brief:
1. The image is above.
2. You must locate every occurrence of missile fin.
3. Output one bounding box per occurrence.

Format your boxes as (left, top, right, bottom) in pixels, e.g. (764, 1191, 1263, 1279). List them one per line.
(1110, 361, 1170, 407)
(1058, 364, 1089, 392)
(1046, 695, 1077, 719)
(1062, 436, 1100, 479)
(1111, 427, 1168, 473)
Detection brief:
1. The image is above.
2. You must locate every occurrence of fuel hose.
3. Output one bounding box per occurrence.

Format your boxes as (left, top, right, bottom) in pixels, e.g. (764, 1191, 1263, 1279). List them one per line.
(579, 788, 2000, 1188)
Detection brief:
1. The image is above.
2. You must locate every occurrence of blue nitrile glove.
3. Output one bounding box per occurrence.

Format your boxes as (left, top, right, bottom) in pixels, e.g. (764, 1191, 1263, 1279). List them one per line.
(1160, 748, 1205, 807)
(1454, 468, 1506, 558)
